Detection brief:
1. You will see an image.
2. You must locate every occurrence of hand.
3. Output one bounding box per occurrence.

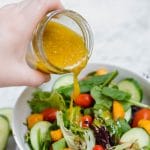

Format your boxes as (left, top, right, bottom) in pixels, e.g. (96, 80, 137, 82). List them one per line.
(0, 0, 63, 87)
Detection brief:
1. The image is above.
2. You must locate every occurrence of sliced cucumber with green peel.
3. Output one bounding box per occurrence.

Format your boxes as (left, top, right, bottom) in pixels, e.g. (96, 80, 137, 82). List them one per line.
(0, 108, 13, 130)
(30, 121, 51, 150)
(118, 78, 143, 102)
(124, 107, 132, 122)
(120, 128, 150, 148)
(0, 115, 10, 150)
(53, 74, 73, 90)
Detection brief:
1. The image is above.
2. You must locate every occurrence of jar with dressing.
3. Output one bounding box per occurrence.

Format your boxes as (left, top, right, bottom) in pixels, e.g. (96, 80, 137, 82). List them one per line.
(26, 9, 93, 75)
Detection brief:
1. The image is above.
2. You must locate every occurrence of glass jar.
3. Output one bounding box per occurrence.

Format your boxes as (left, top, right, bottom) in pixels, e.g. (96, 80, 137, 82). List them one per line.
(26, 9, 93, 74)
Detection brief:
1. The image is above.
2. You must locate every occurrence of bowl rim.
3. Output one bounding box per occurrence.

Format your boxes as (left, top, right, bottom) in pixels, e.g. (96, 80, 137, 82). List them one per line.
(12, 62, 150, 150)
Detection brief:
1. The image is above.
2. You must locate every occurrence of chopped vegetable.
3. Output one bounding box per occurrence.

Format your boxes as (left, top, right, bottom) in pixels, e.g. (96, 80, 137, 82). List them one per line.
(102, 87, 150, 109)
(0, 108, 13, 130)
(124, 107, 132, 122)
(52, 138, 66, 150)
(30, 121, 51, 150)
(116, 119, 131, 138)
(104, 119, 130, 144)
(57, 111, 95, 150)
(96, 68, 108, 76)
(48, 91, 66, 111)
(42, 108, 58, 122)
(81, 115, 93, 128)
(120, 128, 150, 148)
(83, 129, 96, 150)
(93, 103, 112, 120)
(110, 141, 140, 150)
(102, 87, 131, 101)
(57, 111, 86, 150)
(50, 129, 63, 141)
(28, 90, 65, 113)
(75, 94, 94, 108)
(93, 145, 105, 150)
(69, 106, 81, 125)
(0, 115, 10, 150)
(132, 108, 150, 127)
(53, 74, 73, 90)
(91, 86, 112, 110)
(27, 114, 43, 129)
(138, 119, 150, 134)
(113, 101, 125, 121)
(84, 107, 94, 116)
(92, 125, 113, 149)
(118, 78, 143, 102)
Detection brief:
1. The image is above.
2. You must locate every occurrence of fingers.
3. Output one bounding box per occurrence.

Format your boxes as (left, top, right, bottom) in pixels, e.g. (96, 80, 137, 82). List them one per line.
(20, 66, 51, 87)
(0, 64, 50, 87)
(18, 0, 63, 30)
(25, 70, 51, 87)
(15, 59, 51, 87)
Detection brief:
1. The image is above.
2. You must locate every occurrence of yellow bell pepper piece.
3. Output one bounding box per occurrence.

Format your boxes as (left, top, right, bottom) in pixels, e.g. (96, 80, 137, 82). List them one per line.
(96, 68, 108, 76)
(50, 129, 63, 142)
(27, 114, 43, 129)
(138, 119, 150, 134)
(113, 101, 125, 121)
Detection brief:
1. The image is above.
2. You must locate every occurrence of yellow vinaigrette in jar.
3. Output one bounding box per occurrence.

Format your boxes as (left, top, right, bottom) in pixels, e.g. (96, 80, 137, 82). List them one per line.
(43, 22, 88, 72)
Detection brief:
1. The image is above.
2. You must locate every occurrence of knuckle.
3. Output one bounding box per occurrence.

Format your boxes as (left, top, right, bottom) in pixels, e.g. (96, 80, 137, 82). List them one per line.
(27, 74, 50, 87)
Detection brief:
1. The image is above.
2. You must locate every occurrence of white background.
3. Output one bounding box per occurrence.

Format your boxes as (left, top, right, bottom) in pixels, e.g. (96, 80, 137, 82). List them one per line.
(0, 0, 150, 107)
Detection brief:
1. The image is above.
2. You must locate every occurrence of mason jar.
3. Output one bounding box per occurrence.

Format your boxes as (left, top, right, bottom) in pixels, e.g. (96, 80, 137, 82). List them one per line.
(26, 9, 93, 74)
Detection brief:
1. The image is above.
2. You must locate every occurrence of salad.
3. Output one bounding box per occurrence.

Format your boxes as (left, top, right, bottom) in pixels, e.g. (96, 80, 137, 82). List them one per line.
(25, 68, 150, 150)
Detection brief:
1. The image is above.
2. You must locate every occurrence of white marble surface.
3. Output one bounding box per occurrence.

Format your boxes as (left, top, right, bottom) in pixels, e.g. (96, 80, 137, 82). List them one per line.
(0, 0, 150, 108)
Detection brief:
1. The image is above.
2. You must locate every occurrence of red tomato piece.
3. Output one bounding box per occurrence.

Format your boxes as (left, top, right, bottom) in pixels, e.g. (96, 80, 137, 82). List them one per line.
(81, 115, 93, 128)
(42, 108, 58, 122)
(132, 108, 150, 127)
(93, 145, 105, 150)
(75, 94, 94, 108)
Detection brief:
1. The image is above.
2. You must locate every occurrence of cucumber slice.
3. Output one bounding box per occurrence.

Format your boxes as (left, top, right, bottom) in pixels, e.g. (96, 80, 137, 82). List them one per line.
(30, 121, 51, 150)
(52, 138, 66, 150)
(53, 74, 73, 90)
(0, 115, 10, 150)
(118, 78, 143, 102)
(0, 108, 13, 130)
(120, 128, 150, 148)
(124, 107, 132, 122)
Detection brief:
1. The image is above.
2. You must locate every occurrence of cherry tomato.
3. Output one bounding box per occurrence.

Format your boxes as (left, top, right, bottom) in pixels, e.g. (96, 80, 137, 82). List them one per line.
(132, 108, 150, 127)
(81, 115, 93, 128)
(93, 145, 104, 150)
(75, 94, 94, 108)
(42, 108, 58, 122)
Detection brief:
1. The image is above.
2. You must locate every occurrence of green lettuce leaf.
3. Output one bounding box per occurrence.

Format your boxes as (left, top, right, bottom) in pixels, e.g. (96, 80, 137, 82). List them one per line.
(57, 111, 95, 150)
(28, 90, 66, 113)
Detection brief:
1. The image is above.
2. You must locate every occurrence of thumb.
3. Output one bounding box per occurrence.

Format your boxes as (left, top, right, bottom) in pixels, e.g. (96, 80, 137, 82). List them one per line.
(20, 63, 51, 87)
(19, 0, 63, 30)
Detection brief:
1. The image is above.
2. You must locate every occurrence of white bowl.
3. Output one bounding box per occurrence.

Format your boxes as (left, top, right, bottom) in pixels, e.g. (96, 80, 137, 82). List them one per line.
(12, 63, 150, 150)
